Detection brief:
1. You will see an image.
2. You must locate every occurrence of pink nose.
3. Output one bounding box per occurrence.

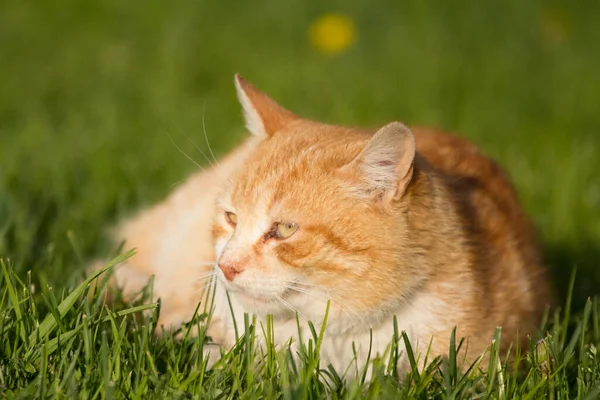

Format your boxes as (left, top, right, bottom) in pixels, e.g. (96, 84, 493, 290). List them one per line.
(218, 262, 244, 281)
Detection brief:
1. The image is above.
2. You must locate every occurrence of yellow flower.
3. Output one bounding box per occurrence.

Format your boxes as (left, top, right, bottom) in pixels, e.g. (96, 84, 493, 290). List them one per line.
(309, 13, 356, 55)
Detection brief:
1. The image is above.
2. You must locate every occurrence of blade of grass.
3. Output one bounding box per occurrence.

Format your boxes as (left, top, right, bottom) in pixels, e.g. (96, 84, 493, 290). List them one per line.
(25, 250, 135, 355)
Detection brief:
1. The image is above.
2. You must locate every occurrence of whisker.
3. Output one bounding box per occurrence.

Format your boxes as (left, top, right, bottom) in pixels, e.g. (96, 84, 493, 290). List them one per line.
(289, 281, 353, 305)
(167, 261, 218, 269)
(286, 284, 369, 330)
(169, 178, 188, 189)
(194, 273, 218, 295)
(201, 103, 219, 165)
(193, 273, 217, 284)
(165, 131, 205, 171)
(275, 295, 308, 321)
(287, 281, 347, 301)
(287, 286, 349, 314)
(168, 113, 216, 170)
(180, 125, 216, 169)
(193, 275, 216, 290)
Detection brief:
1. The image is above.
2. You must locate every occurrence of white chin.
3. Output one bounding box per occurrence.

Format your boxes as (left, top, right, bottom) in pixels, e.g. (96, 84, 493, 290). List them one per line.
(233, 292, 288, 316)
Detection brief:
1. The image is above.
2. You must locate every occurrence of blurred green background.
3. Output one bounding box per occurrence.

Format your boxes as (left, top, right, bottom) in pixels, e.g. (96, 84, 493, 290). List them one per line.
(0, 0, 598, 309)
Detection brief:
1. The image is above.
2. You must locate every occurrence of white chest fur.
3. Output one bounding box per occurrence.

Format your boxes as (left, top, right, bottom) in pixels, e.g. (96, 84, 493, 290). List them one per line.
(207, 278, 447, 376)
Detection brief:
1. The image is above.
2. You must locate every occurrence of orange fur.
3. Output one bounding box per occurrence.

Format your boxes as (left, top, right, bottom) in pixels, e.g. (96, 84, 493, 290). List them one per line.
(92, 75, 552, 375)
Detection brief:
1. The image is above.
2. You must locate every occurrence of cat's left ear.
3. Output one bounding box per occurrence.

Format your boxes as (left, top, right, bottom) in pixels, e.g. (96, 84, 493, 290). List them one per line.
(342, 122, 416, 203)
(234, 74, 299, 137)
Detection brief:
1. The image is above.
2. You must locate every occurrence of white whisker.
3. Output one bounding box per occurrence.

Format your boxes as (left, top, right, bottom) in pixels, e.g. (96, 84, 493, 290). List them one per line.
(179, 125, 216, 169)
(193, 272, 217, 283)
(189, 261, 218, 266)
(201, 103, 219, 165)
(165, 131, 205, 171)
(194, 273, 218, 296)
(286, 282, 369, 330)
(275, 295, 308, 321)
(169, 179, 188, 188)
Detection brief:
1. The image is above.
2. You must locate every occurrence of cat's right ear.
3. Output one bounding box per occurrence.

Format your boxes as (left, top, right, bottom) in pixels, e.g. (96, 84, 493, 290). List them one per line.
(234, 74, 298, 138)
(341, 122, 416, 204)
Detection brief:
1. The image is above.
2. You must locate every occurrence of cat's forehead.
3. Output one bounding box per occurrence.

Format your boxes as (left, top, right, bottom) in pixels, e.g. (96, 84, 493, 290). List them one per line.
(255, 124, 366, 169)
(229, 126, 365, 209)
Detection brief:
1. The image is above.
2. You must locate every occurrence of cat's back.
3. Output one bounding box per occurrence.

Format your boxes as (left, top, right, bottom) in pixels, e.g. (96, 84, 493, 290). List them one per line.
(413, 127, 534, 247)
(412, 127, 551, 337)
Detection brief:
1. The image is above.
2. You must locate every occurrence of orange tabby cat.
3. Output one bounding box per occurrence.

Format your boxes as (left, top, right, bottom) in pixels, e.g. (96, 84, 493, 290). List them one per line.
(94, 75, 551, 376)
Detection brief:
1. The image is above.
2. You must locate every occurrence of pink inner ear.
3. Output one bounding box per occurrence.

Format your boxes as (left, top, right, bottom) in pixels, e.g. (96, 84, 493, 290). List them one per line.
(235, 74, 299, 137)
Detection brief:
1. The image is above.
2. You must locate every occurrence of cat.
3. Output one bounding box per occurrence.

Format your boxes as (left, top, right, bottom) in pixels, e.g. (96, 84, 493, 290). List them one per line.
(91, 74, 552, 377)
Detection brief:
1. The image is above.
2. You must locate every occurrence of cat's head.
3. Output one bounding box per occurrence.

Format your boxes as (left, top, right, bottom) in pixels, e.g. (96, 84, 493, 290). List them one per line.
(211, 75, 430, 325)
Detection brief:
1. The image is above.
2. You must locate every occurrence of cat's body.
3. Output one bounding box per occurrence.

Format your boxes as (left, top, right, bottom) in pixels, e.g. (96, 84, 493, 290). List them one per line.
(97, 76, 551, 376)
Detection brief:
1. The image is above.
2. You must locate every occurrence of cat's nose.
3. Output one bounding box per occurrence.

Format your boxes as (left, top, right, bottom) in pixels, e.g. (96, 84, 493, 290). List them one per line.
(218, 261, 244, 281)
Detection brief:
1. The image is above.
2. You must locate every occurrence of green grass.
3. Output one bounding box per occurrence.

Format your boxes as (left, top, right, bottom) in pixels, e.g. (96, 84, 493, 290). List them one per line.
(1, 257, 599, 398)
(1, 0, 599, 397)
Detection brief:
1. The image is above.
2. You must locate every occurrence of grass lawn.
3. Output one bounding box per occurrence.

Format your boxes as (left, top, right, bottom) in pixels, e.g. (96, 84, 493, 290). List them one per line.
(1, 0, 599, 397)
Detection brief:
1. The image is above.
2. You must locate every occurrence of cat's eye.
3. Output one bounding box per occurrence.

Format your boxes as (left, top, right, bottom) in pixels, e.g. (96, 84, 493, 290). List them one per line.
(274, 222, 299, 239)
(225, 211, 237, 227)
